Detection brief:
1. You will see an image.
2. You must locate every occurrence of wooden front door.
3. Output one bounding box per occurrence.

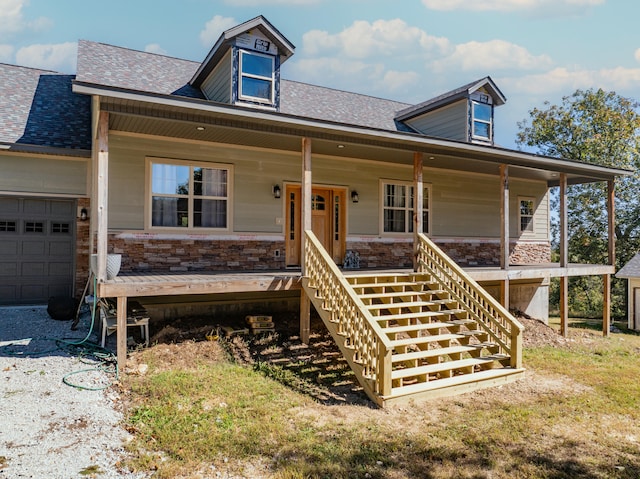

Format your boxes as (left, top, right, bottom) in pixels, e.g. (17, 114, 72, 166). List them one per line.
(285, 185, 346, 266)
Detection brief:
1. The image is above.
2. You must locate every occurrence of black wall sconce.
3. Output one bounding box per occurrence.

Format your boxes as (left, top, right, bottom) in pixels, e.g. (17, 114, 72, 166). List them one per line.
(273, 184, 281, 199)
(80, 207, 88, 221)
(351, 190, 359, 203)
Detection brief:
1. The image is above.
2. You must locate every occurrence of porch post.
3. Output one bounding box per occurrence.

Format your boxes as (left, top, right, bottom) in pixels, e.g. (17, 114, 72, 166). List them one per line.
(559, 173, 569, 336)
(413, 152, 423, 271)
(607, 180, 615, 266)
(96, 111, 109, 283)
(499, 165, 510, 309)
(499, 165, 509, 270)
(300, 137, 312, 344)
(117, 296, 127, 371)
(603, 274, 611, 337)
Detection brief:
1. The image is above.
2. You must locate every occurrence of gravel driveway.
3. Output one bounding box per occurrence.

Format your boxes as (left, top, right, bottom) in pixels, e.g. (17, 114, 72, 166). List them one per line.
(0, 305, 146, 479)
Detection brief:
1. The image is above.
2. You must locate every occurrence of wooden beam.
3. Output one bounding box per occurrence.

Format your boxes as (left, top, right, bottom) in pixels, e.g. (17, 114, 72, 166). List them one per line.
(559, 173, 568, 268)
(413, 152, 424, 271)
(603, 273, 611, 337)
(300, 137, 312, 343)
(500, 279, 510, 310)
(607, 180, 615, 266)
(116, 296, 127, 372)
(96, 111, 109, 282)
(500, 164, 509, 270)
(560, 276, 568, 337)
(300, 289, 311, 344)
(300, 137, 312, 275)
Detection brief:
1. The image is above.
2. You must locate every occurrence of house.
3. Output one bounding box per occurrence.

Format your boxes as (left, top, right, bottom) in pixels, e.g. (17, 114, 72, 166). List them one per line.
(0, 16, 629, 405)
(615, 254, 640, 331)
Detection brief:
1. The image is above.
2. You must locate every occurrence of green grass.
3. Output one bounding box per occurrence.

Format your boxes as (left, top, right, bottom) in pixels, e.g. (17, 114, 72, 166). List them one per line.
(122, 329, 640, 479)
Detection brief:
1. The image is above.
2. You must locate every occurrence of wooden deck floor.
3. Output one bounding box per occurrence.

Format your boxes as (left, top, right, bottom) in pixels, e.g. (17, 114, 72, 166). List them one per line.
(96, 263, 614, 299)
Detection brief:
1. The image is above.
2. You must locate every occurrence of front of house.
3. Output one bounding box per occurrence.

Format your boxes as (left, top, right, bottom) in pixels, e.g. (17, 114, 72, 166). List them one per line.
(0, 16, 628, 403)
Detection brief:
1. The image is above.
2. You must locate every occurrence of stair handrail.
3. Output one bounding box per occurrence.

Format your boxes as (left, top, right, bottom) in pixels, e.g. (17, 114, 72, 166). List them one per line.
(416, 233, 523, 369)
(304, 230, 393, 396)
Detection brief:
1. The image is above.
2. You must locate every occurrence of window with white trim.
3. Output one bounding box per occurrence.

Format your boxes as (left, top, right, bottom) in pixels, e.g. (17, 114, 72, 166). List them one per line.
(149, 159, 231, 230)
(381, 181, 430, 234)
(519, 197, 535, 234)
(239, 50, 275, 103)
(472, 100, 492, 141)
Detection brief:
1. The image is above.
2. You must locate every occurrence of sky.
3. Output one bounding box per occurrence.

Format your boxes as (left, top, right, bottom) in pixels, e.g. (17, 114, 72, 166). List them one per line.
(1, 0, 639, 149)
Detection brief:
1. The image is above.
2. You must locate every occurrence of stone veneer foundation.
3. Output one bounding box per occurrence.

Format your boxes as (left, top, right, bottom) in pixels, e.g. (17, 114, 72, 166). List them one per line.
(99, 235, 550, 274)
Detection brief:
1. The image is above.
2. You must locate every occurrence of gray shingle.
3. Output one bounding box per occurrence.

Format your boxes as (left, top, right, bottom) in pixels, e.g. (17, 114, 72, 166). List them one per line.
(616, 253, 640, 278)
(0, 63, 91, 150)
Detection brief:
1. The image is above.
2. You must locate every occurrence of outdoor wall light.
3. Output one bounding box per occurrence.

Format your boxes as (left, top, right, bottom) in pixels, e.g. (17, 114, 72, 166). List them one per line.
(273, 184, 281, 199)
(80, 207, 88, 221)
(351, 190, 359, 203)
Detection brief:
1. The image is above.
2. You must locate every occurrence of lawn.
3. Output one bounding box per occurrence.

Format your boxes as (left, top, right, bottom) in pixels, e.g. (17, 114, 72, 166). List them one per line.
(120, 317, 640, 478)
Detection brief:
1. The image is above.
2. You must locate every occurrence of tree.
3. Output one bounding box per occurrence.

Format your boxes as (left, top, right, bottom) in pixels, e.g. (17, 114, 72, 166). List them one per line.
(516, 88, 640, 318)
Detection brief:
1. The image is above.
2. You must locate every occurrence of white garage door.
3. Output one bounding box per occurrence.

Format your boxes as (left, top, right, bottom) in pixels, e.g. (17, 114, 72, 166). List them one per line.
(0, 198, 75, 305)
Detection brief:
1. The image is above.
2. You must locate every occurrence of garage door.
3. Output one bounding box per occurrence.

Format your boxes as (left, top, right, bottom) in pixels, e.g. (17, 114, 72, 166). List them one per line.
(0, 198, 75, 305)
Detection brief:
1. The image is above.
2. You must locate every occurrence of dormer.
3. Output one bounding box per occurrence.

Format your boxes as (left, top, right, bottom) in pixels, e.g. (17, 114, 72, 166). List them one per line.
(395, 77, 506, 145)
(190, 16, 295, 111)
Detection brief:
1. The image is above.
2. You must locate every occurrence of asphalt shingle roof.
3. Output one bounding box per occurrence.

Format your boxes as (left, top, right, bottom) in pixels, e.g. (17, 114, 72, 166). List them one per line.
(75, 40, 413, 132)
(616, 253, 640, 278)
(0, 63, 91, 150)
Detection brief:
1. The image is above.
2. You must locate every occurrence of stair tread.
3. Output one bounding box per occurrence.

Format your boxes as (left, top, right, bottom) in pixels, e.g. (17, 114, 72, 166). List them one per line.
(391, 357, 504, 379)
(375, 309, 466, 321)
(358, 291, 449, 299)
(388, 368, 525, 397)
(390, 333, 464, 347)
(366, 300, 456, 310)
(392, 345, 479, 362)
(383, 322, 457, 334)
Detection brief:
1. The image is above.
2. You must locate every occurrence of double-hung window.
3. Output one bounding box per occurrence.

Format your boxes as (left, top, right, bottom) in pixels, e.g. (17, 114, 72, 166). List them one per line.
(239, 50, 275, 104)
(519, 197, 535, 234)
(149, 159, 231, 230)
(472, 100, 492, 141)
(381, 181, 430, 234)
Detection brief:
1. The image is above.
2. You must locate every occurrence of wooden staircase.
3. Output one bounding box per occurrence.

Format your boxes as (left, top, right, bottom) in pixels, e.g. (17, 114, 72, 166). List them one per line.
(302, 231, 525, 407)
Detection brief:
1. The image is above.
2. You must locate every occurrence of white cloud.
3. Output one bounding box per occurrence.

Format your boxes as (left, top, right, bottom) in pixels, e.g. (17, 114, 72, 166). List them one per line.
(199, 15, 237, 46)
(380, 70, 421, 92)
(15, 42, 77, 73)
(144, 43, 168, 55)
(635, 48, 640, 63)
(289, 57, 385, 89)
(0, 44, 14, 62)
(0, 0, 52, 40)
(432, 40, 553, 73)
(302, 19, 450, 59)
(421, 0, 604, 13)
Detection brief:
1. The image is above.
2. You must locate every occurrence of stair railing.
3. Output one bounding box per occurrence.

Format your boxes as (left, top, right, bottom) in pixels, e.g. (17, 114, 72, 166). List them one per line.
(304, 230, 393, 397)
(416, 233, 523, 369)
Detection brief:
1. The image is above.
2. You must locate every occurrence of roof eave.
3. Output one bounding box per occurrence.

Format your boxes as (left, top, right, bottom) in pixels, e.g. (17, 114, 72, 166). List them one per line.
(71, 80, 633, 182)
(0, 141, 91, 158)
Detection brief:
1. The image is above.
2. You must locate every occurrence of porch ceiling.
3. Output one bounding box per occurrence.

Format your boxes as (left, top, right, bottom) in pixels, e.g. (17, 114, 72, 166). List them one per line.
(95, 89, 629, 186)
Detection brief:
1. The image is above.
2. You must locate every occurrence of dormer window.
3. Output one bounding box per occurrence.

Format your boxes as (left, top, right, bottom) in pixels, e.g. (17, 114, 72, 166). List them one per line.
(470, 92, 493, 143)
(239, 50, 275, 103)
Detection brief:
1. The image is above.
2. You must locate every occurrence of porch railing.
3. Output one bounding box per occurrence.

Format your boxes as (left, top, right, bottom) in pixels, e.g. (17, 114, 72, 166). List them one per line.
(303, 230, 393, 397)
(416, 233, 524, 369)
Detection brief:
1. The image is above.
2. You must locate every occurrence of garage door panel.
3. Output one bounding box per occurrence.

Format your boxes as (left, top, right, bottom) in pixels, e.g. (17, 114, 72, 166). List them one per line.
(49, 262, 73, 276)
(0, 262, 18, 276)
(0, 198, 20, 214)
(21, 262, 46, 276)
(50, 201, 74, 216)
(23, 199, 47, 215)
(0, 285, 17, 301)
(49, 241, 73, 256)
(49, 283, 72, 298)
(22, 240, 46, 255)
(21, 284, 47, 299)
(0, 238, 19, 255)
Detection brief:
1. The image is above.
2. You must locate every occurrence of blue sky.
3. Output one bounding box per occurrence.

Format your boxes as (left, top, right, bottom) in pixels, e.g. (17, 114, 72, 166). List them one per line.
(1, 0, 639, 148)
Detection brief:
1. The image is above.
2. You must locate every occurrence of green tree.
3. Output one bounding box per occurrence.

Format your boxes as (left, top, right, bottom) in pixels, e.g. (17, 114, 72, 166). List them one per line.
(516, 88, 640, 318)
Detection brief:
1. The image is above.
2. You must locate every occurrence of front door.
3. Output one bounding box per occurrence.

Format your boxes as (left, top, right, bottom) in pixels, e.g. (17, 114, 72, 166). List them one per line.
(285, 185, 346, 266)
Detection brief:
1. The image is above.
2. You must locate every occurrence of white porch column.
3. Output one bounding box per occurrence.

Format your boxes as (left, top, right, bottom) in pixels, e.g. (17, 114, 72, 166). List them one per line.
(96, 111, 109, 283)
(607, 180, 615, 266)
(300, 137, 312, 343)
(413, 152, 423, 271)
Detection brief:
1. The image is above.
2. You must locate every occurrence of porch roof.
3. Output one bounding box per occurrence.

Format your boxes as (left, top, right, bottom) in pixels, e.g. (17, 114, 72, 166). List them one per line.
(73, 79, 632, 185)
